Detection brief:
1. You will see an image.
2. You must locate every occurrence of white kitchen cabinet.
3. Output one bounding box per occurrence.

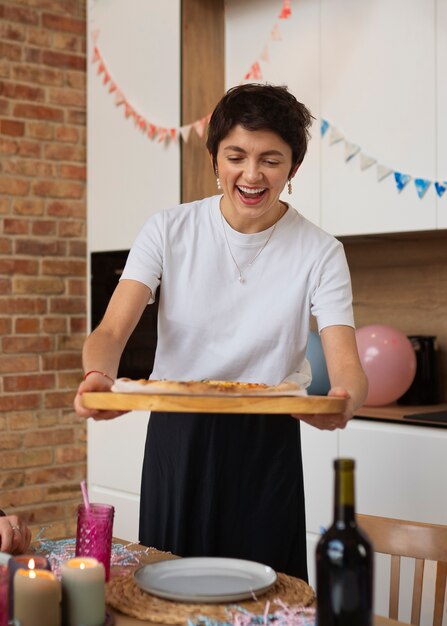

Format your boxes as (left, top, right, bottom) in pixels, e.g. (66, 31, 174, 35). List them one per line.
(226, 0, 445, 237)
(339, 419, 447, 524)
(302, 417, 447, 624)
(340, 419, 447, 626)
(301, 422, 338, 593)
(320, 0, 437, 236)
(87, 0, 181, 540)
(87, 0, 181, 253)
(88, 411, 149, 541)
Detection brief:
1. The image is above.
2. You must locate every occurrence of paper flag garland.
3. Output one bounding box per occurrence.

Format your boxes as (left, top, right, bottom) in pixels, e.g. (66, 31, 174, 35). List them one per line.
(394, 172, 411, 192)
(377, 164, 393, 182)
(360, 154, 377, 171)
(279, 0, 292, 19)
(320, 119, 329, 137)
(414, 178, 431, 199)
(91, 0, 290, 145)
(344, 142, 361, 162)
(321, 119, 445, 200)
(434, 182, 446, 198)
(329, 127, 344, 145)
(92, 1, 446, 200)
(244, 61, 262, 81)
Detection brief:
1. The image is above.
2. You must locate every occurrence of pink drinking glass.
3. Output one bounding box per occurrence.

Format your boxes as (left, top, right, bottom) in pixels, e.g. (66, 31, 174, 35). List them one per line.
(0, 564, 8, 626)
(75, 503, 115, 581)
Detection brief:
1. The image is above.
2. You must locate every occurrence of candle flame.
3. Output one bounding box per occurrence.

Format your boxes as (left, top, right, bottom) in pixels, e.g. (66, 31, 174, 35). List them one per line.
(80, 562, 85, 570)
(28, 558, 35, 571)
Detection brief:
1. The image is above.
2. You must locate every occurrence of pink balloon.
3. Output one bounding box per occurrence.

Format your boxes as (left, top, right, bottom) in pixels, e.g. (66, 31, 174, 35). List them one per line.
(356, 324, 417, 406)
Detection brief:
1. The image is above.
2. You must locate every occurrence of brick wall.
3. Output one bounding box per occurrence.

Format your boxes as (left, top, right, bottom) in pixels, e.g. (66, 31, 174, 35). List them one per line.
(0, 0, 87, 539)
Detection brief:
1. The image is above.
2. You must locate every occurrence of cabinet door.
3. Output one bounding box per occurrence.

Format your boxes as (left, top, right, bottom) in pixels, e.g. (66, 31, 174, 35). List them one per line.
(224, 0, 321, 225)
(88, 411, 149, 541)
(339, 419, 447, 523)
(339, 419, 447, 624)
(301, 422, 338, 591)
(320, 0, 437, 236)
(87, 0, 181, 252)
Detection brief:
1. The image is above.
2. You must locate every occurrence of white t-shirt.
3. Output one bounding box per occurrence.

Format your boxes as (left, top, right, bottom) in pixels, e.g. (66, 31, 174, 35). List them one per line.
(120, 195, 354, 386)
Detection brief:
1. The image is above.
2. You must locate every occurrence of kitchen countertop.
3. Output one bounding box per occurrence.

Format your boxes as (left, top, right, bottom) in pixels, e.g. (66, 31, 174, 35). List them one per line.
(354, 403, 447, 427)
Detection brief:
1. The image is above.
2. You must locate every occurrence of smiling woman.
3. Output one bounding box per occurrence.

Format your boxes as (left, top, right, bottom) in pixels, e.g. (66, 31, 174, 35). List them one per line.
(75, 83, 367, 582)
(216, 126, 292, 234)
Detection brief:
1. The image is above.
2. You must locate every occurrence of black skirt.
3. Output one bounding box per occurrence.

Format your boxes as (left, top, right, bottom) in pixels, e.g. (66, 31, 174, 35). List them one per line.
(139, 411, 308, 581)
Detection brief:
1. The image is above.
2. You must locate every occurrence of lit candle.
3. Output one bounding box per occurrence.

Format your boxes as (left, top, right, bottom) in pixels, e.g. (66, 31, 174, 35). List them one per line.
(61, 556, 105, 626)
(13, 558, 61, 626)
(7, 553, 51, 620)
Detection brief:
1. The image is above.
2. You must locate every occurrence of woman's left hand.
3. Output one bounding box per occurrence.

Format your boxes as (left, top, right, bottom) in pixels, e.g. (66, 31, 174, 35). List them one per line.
(291, 387, 353, 430)
(0, 514, 32, 555)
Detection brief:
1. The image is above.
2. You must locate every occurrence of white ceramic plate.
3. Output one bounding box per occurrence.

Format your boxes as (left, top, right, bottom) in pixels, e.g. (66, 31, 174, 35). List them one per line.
(133, 557, 277, 603)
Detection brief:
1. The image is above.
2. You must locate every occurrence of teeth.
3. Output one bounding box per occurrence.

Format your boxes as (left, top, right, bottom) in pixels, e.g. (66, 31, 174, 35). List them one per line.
(238, 186, 266, 194)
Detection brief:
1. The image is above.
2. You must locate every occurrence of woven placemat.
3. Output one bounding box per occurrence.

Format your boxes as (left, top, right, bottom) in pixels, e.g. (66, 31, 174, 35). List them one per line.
(106, 570, 315, 624)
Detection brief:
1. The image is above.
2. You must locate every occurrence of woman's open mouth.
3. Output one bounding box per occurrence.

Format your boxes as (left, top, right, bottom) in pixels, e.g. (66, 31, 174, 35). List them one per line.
(237, 185, 267, 201)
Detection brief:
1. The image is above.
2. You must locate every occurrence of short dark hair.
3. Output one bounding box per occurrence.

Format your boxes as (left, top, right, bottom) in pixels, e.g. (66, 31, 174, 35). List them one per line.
(206, 83, 314, 177)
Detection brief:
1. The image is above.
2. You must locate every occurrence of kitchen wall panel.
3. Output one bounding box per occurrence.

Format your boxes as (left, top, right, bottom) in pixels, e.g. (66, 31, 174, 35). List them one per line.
(343, 231, 447, 402)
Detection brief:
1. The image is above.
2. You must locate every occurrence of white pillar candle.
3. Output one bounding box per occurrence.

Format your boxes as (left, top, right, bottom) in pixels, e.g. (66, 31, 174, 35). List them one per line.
(13, 559, 61, 626)
(61, 557, 105, 626)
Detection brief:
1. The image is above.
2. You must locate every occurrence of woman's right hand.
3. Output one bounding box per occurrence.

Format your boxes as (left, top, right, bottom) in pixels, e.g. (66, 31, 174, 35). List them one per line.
(73, 372, 128, 421)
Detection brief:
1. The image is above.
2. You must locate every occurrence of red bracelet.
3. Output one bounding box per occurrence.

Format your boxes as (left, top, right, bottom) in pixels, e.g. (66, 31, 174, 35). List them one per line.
(83, 370, 114, 383)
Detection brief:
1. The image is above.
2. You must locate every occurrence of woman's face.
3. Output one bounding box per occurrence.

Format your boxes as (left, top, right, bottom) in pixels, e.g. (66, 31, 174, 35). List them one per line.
(215, 125, 295, 233)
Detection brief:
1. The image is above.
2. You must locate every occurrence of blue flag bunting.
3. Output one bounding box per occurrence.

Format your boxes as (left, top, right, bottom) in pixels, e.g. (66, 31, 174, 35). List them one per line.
(414, 178, 431, 199)
(394, 172, 411, 192)
(435, 182, 446, 198)
(320, 119, 329, 137)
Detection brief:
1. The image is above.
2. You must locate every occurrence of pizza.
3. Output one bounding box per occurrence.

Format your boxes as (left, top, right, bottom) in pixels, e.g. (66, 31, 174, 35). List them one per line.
(112, 377, 302, 396)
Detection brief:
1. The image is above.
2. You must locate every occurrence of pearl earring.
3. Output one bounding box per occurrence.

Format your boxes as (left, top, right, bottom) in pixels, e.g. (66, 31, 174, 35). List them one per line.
(215, 169, 222, 190)
(288, 179, 292, 195)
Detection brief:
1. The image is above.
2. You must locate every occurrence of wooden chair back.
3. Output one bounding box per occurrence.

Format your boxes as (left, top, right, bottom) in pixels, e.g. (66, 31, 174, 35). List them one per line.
(357, 514, 447, 626)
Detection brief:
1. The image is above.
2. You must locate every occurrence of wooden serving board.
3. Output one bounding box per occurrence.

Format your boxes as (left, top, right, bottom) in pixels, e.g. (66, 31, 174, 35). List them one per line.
(82, 392, 346, 414)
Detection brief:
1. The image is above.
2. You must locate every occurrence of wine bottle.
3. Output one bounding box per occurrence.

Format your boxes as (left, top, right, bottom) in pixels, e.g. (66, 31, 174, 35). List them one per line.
(316, 458, 373, 626)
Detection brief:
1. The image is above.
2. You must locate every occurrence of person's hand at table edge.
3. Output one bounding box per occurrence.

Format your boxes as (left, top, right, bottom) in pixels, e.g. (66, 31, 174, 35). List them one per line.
(0, 510, 32, 555)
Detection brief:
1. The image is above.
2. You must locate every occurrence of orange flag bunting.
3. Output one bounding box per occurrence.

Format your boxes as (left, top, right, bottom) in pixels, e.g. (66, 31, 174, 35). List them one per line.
(157, 128, 168, 143)
(244, 62, 262, 81)
(279, 0, 292, 19)
(91, 0, 292, 146)
(92, 47, 101, 63)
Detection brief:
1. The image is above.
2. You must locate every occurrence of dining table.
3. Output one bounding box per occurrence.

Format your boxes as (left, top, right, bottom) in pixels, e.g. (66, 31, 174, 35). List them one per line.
(101, 540, 405, 626)
(28, 536, 406, 626)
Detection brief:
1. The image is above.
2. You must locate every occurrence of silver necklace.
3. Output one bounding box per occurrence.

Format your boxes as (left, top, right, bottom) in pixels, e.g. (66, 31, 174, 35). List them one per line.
(220, 207, 282, 283)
